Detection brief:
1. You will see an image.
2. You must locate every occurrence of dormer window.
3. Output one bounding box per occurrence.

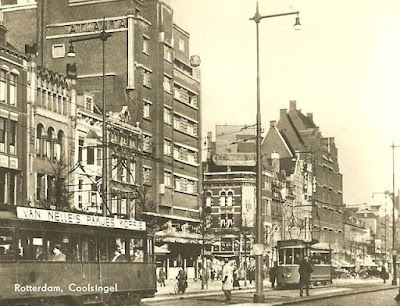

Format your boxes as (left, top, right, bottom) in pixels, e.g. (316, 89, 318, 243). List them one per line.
(85, 95, 93, 111)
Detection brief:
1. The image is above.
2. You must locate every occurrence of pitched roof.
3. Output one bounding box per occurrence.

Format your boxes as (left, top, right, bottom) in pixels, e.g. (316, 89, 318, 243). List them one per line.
(296, 110, 317, 129)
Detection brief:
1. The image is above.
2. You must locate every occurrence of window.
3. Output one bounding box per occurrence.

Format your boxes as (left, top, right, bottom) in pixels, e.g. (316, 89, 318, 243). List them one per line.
(206, 192, 213, 207)
(0, 70, 6, 103)
(78, 139, 84, 162)
(164, 45, 172, 62)
(121, 198, 127, 215)
(178, 39, 185, 52)
(121, 159, 127, 182)
(112, 156, 118, 180)
(164, 171, 172, 187)
(85, 96, 93, 111)
(9, 120, 16, 155)
(173, 146, 180, 159)
(143, 134, 151, 153)
(189, 95, 198, 107)
(97, 148, 102, 166)
(143, 71, 151, 88)
(0, 118, 6, 153)
(164, 139, 172, 156)
(143, 167, 151, 185)
(9, 74, 17, 106)
(142, 37, 149, 54)
(52, 44, 65, 58)
(87, 146, 94, 165)
(143, 102, 150, 119)
(129, 161, 136, 183)
(227, 191, 233, 206)
(164, 107, 172, 125)
(112, 194, 118, 214)
(219, 192, 226, 207)
(163, 76, 171, 92)
(173, 116, 180, 130)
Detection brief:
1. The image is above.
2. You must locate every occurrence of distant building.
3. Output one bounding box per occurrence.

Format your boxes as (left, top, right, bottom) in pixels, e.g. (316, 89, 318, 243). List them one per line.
(204, 125, 277, 266)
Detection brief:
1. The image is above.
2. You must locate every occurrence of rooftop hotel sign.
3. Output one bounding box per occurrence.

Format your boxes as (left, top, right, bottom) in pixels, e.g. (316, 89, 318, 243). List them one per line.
(46, 17, 128, 39)
(16, 207, 146, 231)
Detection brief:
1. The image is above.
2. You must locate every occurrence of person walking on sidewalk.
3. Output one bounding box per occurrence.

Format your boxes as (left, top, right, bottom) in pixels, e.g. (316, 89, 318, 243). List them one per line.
(269, 264, 277, 288)
(221, 258, 234, 302)
(158, 268, 166, 287)
(381, 262, 388, 284)
(299, 255, 313, 297)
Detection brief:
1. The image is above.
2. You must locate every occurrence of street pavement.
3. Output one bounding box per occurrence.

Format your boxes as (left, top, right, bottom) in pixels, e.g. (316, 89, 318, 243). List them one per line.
(141, 278, 395, 305)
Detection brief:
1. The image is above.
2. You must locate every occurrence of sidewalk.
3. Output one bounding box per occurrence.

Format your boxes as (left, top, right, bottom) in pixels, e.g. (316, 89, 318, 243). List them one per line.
(155, 279, 258, 296)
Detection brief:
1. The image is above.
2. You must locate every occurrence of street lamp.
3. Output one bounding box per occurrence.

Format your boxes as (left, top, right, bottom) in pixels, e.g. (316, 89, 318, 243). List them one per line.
(67, 17, 111, 217)
(250, 2, 300, 303)
(391, 142, 399, 286)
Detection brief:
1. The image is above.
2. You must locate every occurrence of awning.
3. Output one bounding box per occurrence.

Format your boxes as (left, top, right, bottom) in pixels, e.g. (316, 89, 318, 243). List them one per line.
(155, 244, 170, 254)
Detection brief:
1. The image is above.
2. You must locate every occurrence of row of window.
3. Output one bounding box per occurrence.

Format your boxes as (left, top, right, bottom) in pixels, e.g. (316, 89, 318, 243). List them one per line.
(164, 140, 197, 165)
(206, 191, 235, 207)
(111, 157, 136, 184)
(163, 77, 198, 108)
(0, 118, 17, 155)
(0, 228, 148, 263)
(163, 171, 197, 195)
(0, 70, 17, 106)
(36, 89, 68, 115)
(36, 124, 65, 162)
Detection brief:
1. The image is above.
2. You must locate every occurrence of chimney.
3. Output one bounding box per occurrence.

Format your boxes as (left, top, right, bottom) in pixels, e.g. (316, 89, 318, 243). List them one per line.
(0, 11, 7, 46)
(270, 120, 276, 128)
(307, 113, 313, 122)
(289, 100, 297, 111)
(271, 152, 280, 173)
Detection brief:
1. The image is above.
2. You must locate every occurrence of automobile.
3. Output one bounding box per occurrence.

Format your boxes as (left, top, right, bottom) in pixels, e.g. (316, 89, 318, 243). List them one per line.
(332, 267, 349, 279)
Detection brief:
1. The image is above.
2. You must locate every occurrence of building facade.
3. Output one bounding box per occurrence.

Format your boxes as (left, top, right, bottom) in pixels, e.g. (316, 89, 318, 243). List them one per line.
(3, 0, 202, 278)
(0, 22, 29, 207)
(262, 101, 344, 259)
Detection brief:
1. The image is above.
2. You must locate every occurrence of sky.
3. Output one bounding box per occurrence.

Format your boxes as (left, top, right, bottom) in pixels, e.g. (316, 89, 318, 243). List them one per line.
(166, 0, 400, 207)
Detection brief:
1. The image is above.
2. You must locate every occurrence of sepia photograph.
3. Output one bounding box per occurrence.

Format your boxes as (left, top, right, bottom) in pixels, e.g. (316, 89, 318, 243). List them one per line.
(0, 0, 399, 305)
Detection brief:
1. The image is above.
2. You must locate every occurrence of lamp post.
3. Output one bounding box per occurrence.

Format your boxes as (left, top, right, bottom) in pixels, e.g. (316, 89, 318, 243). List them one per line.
(67, 17, 111, 216)
(250, 2, 300, 303)
(391, 142, 399, 286)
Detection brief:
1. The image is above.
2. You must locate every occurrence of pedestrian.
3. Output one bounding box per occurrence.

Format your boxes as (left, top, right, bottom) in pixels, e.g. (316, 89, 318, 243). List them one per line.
(299, 255, 313, 297)
(211, 267, 216, 281)
(52, 244, 66, 262)
(176, 268, 188, 293)
(269, 264, 277, 288)
(158, 268, 166, 287)
(381, 263, 388, 284)
(233, 268, 240, 289)
(221, 258, 234, 302)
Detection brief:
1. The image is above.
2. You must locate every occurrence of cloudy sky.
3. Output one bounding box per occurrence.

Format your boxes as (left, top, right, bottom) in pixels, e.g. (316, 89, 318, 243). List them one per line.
(167, 0, 400, 206)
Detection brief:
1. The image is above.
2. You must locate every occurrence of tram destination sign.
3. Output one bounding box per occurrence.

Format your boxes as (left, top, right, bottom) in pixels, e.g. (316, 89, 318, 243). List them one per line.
(16, 207, 146, 231)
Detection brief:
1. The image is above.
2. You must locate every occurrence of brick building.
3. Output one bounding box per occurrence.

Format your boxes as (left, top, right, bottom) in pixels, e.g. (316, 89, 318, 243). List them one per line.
(204, 125, 276, 267)
(262, 100, 344, 259)
(0, 21, 29, 207)
(2, 0, 202, 279)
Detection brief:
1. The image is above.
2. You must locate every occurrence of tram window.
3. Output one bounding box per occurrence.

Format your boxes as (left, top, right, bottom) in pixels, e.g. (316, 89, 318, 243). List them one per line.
(279, 249, 285, 265)
(285, 248, 293, 265)
(130, 238, 144, 262)
(147, 238, 153, 262)
(81, 236, 98, 262)
(294, 248, 302, 264)
(0, 229, 15, 261)
(99, 236, 109, 262)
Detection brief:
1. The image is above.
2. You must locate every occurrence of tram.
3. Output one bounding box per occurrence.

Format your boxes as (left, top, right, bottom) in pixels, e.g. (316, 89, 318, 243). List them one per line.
(275, 239, 332, 288)
(0, 206, 156, 305)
